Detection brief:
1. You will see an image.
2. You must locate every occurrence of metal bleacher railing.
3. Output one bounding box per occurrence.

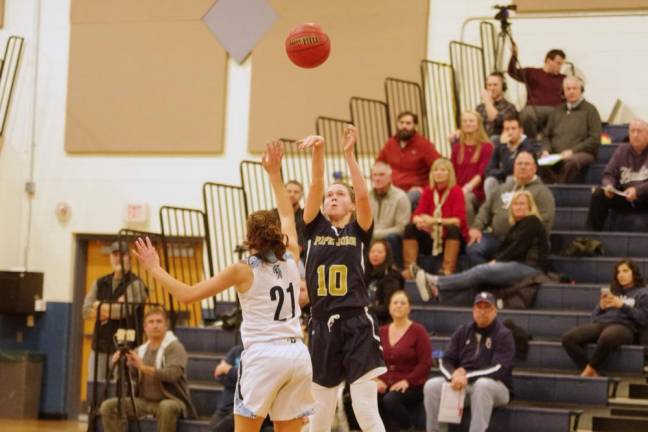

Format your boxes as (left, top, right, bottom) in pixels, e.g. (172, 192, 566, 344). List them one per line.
(116, 230, 170, 318)
(0, 36, 24, 142)
(449, 41, 487, 116)
(420, 60, 458, 157)
(349, 97, 391, 176)
(281, 137, 311, 188)
(384, 77, 428, 139)
(316, 116, 352, 182)
(159, 206, 213, 324)
(240, 160, 276, 214)
(202, 182, 248, 302)
(479, 21, 497, 75)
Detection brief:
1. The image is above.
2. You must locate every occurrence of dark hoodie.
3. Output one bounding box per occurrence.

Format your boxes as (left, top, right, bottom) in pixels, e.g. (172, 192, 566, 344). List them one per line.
(592, 286, 648, 332)
(440, 318, 515, 391)
(601, 142, 648, 199)
(365, 243, 404, 325)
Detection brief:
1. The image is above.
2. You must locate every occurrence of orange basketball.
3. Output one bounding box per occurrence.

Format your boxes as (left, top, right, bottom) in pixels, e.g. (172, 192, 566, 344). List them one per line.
(285, 23, 331, 68)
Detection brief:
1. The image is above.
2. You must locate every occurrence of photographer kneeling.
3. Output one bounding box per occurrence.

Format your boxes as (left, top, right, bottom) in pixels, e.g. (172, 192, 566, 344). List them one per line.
(100, 306, 197, 432)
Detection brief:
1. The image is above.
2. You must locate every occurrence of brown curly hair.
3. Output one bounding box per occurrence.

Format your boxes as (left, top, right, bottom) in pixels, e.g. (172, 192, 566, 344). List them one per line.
(245, 210, 287, 263)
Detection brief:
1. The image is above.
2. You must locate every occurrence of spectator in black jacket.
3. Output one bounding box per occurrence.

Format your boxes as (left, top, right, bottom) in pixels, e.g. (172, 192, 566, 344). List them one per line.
(562, 259, 648, 377)
(423, 292, 514, 432)
(413, 191, 549, 306)
(586, 119, 648, 231)
(366, 239, 405, 325)
(484, 115, 540, 200)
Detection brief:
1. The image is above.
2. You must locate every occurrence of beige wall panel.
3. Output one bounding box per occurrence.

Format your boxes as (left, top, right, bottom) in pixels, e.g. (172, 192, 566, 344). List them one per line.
(66, 20, 227, 153)
(248, 0, 428, 153)
(515, 0, 648, 12)
(71, 0, 214, 23)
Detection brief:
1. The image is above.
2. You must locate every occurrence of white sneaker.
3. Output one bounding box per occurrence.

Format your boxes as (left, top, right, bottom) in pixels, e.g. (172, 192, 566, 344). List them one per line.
(416, 270, 431, 302)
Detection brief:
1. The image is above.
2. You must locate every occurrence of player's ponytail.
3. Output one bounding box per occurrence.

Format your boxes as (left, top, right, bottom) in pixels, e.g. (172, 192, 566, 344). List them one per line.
(245, 210, 287, 263)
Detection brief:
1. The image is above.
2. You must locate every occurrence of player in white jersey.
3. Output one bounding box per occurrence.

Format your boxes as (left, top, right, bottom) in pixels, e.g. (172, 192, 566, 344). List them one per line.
(134, 141, 314, 432)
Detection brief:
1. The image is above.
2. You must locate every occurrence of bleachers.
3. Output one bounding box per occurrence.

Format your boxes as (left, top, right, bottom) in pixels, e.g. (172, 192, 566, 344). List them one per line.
(429, 336, 644, 374)
(412, 305, 591, 339)
(92, 115, 646, 432)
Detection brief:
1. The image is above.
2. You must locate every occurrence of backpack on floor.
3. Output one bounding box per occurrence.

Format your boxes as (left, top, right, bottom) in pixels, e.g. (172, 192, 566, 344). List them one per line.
(560, 237, 605, 257)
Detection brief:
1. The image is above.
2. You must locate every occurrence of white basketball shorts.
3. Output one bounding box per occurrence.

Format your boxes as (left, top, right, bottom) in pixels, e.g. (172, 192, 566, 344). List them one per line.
(234, 339, 315, 421)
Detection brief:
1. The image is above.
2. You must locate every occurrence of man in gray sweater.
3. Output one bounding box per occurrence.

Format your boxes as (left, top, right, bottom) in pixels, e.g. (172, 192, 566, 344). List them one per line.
(540, 76, 602, 183)
(467, 151, 555, 266)
(369, 161, 411, 268)
(100, 306, 197, 432)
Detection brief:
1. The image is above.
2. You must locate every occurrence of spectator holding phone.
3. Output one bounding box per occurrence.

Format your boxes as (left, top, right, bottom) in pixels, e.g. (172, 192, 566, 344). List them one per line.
(561, 259, 648, 377)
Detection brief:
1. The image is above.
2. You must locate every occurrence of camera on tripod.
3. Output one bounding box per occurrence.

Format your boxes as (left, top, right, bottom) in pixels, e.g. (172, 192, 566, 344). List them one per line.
(114, 328, 136, 353)
(493, 4, 517, 32)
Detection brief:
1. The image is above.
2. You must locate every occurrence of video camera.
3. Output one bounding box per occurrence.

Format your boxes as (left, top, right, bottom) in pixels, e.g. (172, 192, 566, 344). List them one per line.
(493, 4, 517, 31)
(113, 328, 137, 353)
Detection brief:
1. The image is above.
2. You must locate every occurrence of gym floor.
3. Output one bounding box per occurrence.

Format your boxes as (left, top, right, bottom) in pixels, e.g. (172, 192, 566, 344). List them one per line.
(0, 420, 86, 432)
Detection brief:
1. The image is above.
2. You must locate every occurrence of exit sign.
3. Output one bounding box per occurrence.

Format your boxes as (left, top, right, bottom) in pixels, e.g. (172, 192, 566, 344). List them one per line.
(125, 203, 148, 224)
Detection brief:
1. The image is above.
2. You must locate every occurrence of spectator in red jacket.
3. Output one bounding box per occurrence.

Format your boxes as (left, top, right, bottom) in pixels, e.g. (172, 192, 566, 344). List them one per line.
(402, 158, 467, 279)
(450, 111, 494, 226)
(377, 290, 432, 432)
(377, 111, 441, 209)
(508, 46, 566, 138)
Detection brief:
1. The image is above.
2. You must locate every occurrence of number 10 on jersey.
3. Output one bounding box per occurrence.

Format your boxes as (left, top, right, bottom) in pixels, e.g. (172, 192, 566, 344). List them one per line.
(316, 264, 348, 296)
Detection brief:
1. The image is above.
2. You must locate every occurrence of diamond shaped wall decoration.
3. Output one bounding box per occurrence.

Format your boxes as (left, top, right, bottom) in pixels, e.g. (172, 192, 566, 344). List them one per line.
(203, 0, 278, 63)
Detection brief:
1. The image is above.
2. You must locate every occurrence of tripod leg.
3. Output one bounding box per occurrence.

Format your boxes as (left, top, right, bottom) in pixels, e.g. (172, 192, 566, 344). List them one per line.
(123, 363, 143, 432)
(117, 355, 129, 432)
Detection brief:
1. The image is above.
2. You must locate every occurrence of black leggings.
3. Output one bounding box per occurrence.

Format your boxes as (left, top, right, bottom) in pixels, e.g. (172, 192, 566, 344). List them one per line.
(403, 223, 461, 255)
(561, 322, 635, 370)
(378, 386, 423, 431)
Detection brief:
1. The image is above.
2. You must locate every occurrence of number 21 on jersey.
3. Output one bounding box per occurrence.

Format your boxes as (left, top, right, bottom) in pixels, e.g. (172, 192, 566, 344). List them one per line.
(316, 264, 348, 296)
(270, 283, 295, 321)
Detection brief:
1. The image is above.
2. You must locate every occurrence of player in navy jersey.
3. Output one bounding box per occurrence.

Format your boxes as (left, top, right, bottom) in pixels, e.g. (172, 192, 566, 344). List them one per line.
(133, 142, 313, 432)
(300, 125, 387, 432)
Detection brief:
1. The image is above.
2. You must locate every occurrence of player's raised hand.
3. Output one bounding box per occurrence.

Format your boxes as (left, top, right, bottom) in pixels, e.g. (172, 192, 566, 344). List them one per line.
(342, 124, 357, 156)
(132, 237, 161, 271)
(297, 135, 325, 151)
(262, 140, 284, 175)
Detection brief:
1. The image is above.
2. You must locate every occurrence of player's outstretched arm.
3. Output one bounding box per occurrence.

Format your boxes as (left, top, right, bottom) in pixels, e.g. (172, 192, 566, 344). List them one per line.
(262, 141, 300, 260)
(299, 135, 325, 224)
(342, 125, 372, 231)
(133, 237, 251, 303)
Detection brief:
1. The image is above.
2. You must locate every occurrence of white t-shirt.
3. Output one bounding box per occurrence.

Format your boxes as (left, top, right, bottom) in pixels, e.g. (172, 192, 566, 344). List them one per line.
(238, 253, 303, 348)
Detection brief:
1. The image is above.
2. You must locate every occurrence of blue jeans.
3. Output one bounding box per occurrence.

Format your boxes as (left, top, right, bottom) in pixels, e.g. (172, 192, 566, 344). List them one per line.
(466, 233, 502, 267)
(437, 261, 540, 298)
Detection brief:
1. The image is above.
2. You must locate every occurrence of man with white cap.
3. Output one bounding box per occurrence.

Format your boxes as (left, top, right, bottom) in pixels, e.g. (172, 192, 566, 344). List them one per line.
(423, 292, 514, 432)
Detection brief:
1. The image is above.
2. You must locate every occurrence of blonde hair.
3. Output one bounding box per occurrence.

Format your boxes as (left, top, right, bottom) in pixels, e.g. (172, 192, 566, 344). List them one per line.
(459, 111, 490, 164)
(429, 158, 457, 189)
(508, 191, 542, 225)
